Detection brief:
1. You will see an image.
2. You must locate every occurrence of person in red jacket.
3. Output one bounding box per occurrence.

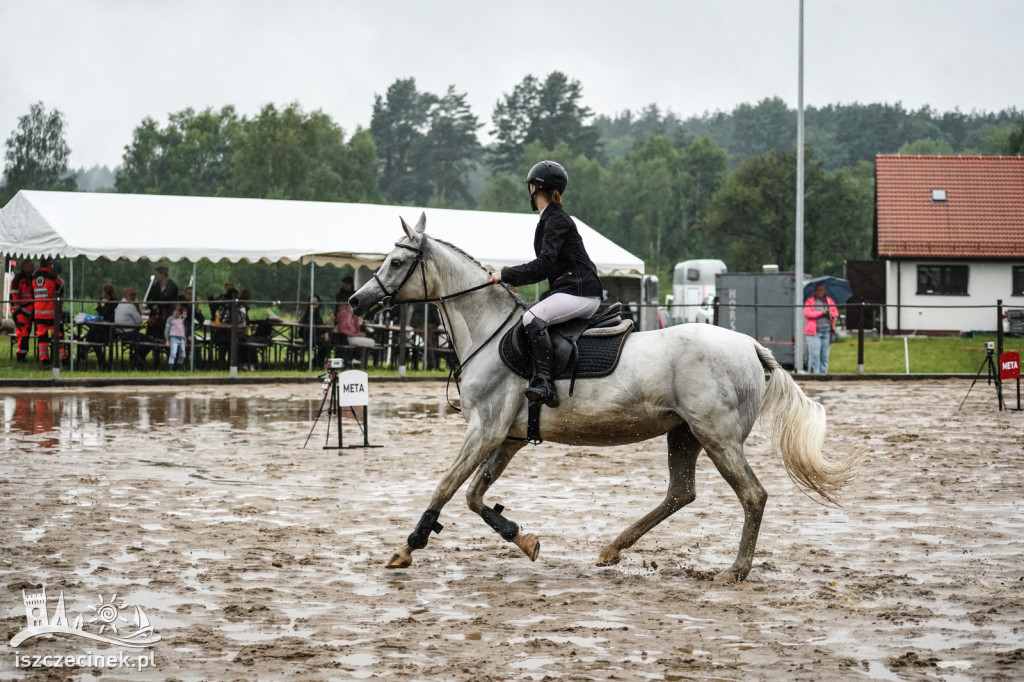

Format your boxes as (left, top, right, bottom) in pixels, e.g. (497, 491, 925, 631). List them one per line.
(32, 258, 67, 365)
(9, 259, 35, 363)
(803, 283, 840, 374)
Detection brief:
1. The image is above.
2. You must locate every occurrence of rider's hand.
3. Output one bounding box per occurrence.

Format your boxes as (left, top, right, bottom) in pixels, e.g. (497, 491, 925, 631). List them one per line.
(488, 271, 502, 284)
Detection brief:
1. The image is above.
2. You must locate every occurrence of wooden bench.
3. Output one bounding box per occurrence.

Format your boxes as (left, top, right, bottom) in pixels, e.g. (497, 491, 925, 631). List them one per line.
(63, 339, 112, 370)
(271, 338, 310, 367)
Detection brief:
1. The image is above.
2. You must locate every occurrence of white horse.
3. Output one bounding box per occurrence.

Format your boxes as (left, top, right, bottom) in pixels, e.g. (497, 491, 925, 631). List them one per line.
(349, 214, 858, 582)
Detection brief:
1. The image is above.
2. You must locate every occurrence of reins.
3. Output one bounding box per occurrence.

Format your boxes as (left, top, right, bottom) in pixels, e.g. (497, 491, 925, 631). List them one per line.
(374, 240, 525, 411)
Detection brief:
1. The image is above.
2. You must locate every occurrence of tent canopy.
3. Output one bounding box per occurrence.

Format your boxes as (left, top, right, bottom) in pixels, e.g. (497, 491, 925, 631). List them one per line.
(0, 190, 644, 276)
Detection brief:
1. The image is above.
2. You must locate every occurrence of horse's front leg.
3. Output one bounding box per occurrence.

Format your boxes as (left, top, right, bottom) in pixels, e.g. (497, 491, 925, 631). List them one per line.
(465, 440, 539, 561)
(385, 419, 504, 569)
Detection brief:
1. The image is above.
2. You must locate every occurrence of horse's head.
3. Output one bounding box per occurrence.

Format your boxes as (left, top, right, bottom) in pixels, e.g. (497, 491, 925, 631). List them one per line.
(349, 213, 428, 319)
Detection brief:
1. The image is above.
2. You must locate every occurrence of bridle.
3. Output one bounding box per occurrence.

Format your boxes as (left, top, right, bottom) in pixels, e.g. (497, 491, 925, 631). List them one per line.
(371, 239, 525, 409)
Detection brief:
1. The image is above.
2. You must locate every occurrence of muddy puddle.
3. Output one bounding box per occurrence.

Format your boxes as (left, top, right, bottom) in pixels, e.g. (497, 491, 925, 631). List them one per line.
(0, 380, 1021, 680)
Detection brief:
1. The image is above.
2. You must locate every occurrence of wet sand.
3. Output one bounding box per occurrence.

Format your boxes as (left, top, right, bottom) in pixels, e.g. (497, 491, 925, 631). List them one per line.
(1, 379, 1022, 680)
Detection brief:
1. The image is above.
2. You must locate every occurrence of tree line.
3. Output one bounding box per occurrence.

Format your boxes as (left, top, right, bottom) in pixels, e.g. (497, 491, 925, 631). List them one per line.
(3, 76, 1023, 290)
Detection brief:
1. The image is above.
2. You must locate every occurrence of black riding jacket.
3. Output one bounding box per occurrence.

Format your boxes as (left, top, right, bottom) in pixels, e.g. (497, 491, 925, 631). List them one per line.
(501, 206, 603, 299)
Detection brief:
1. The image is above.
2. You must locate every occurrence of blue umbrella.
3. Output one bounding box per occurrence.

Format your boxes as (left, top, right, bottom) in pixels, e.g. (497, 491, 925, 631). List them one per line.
(803, 276, 854, 305)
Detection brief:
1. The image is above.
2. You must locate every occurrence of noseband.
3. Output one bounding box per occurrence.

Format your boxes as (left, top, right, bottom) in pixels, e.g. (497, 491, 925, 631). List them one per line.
(372, 242, 428, 309)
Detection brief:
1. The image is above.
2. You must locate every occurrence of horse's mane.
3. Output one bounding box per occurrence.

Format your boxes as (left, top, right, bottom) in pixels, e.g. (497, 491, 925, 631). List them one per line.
(430, 237, 487, 271)
(428, 236, 526, 305)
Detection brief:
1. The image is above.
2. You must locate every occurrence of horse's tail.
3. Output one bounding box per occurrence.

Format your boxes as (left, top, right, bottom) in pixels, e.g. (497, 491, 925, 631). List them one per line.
(754, 343, 859, 507)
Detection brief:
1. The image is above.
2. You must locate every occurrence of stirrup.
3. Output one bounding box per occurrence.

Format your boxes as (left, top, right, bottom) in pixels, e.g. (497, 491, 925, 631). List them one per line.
(525, 380, 559, 408)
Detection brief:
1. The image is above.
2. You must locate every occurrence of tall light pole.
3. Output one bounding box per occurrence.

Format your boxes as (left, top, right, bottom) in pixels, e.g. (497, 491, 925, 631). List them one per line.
(794, 0, 806, 373)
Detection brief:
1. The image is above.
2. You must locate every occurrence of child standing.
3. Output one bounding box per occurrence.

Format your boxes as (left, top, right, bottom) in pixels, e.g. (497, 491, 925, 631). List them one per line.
(164, 305, 187, 370)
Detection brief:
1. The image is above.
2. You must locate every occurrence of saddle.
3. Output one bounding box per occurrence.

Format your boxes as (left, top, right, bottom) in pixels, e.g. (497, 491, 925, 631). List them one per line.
(499, 302, 634, 393)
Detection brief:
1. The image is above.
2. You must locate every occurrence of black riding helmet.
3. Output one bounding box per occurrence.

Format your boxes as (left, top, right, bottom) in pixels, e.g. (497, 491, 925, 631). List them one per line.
(526, 160, 568, 211)
(526, 160, 568, 193)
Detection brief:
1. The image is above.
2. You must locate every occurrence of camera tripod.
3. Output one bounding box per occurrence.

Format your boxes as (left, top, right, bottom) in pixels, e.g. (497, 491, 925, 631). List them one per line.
(303, 367, 379, 449)
(958, 346, 1003, 411)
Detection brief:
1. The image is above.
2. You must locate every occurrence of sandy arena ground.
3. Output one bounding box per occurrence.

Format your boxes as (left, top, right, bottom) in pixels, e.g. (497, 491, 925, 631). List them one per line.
(0, 378, 1022, 681)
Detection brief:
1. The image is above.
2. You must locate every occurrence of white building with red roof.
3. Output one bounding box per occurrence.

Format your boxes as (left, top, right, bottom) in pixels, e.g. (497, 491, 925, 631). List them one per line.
(874, 155, 1024, 333)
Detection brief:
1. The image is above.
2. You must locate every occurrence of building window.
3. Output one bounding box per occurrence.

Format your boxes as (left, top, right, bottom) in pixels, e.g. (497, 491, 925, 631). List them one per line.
(916, 264, 969, 296)
(1013, 266, 1024, 296)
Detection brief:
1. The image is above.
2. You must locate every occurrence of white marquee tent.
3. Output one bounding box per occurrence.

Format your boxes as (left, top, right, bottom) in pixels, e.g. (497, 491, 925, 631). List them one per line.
(0, 190, 644, 275)
(0, 190, 645, 374)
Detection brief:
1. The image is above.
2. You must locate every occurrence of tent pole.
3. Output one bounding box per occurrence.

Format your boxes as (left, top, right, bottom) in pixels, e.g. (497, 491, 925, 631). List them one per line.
(68, 259, 75, 373)
(308, 258, 315, 372)
(190, 261, 197, 373)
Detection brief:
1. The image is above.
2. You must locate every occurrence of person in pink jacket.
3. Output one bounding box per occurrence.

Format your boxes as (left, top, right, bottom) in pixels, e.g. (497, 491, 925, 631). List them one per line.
(804, 283, 840, 373)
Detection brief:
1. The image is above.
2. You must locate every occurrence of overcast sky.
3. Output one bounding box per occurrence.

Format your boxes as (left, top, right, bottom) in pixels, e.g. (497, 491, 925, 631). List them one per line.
(2, 0, 1022, 170)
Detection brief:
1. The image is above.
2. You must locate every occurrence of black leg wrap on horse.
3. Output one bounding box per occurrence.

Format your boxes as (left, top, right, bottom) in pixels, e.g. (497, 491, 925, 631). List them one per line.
(481, 503, 520, 542)
(407, 509, 444, 549)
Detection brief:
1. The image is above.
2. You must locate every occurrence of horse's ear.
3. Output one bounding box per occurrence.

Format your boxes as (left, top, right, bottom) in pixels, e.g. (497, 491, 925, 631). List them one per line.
(399, 214, 427, 241)
(400, 216, 415, 240)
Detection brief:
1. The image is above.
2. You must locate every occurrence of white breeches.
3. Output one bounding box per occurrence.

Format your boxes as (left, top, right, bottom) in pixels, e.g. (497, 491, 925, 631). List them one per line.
(523, 293, 601, 327)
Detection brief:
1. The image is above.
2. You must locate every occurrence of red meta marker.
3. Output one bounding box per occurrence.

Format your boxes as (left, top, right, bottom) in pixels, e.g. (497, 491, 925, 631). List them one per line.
(1000, 351, 1021, 380)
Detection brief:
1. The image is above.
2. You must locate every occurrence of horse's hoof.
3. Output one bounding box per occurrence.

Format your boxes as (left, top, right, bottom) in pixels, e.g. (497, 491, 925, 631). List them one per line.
(713, 570, 739, 583)
(385, 552, 412, 569)
(514, 532, 540, 562)
(595, 547, 621, 567)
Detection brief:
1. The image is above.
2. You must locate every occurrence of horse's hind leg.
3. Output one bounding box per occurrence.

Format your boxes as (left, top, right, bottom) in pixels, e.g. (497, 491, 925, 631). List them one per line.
(465, 440, 539, 561)
(701, 436, 767, 583)
(596, 423, 701, 567)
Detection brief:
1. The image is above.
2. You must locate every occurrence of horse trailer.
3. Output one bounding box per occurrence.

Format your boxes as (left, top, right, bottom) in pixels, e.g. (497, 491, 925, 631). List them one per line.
(715, 272, 799, 368)
(667, 259, 728, 325)
(601, 274, 661, 331)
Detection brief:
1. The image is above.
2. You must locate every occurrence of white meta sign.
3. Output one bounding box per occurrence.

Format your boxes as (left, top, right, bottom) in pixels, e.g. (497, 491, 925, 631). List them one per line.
(336, 369, 369, 407)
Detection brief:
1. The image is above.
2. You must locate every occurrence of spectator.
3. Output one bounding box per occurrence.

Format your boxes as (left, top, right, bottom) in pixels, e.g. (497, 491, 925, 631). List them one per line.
(803, 283, 840, 374)
(333, 302, 376, 348)
(150, 266, 178, 307)
(212, 284, 238, 324)
(210, 287, 240, 363)
(164, 304, 187, 371)
(81, 284, 118, 369)
(115, 287, 144, 367)
(114, 287, 143, 332)
(300, 294, 330, 368)
(96, 284, 118, 321)
(32, 257, 67, 366)
(205, 282, 235, 322)
(9, 259, 35, 363)
(335, 275, 356, 303)
(178, 286, 205, 337)
(145, 266, 179, 337)
(137, 266, 178, 365)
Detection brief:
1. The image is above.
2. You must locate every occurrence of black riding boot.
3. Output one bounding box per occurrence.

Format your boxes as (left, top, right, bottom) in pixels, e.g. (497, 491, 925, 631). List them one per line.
(525, 319, 559, 408)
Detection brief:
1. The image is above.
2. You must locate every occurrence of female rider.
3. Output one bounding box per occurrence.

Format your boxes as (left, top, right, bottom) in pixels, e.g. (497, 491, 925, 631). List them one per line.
(488, 161, 603, 407)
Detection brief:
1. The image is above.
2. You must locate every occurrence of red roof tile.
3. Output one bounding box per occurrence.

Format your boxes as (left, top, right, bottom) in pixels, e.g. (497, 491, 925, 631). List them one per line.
(875, 155, 1024, 258)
